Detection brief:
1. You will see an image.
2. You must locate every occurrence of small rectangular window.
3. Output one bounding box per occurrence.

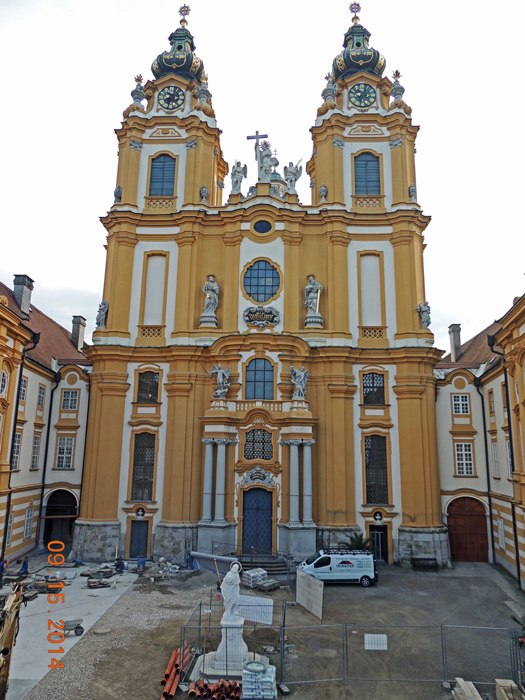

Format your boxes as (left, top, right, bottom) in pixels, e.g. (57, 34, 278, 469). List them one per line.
(11, 432, 22, 470)
(506, 439, 513, 476)
(19, 377, 27, 403)
(37, 385, 46, 408)
(491, 441, 499, 478)
(56, 437, 74, 469)
(452, 394, 470, 415)
(61, 390, 79, 411)
(31, 434, 41, 469)
(24, 507, 33, 539)
(137, 373, 159, 403)
(455, 442, 474, 476)
(5, 514, 13, 546)
(498, 517, 505, 549)
(363, 373, 385, 405)
(488, 390, 495, 415)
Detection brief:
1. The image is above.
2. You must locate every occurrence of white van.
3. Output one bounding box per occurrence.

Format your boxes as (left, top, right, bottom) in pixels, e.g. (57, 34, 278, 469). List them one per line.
(298, 549, 378, 587)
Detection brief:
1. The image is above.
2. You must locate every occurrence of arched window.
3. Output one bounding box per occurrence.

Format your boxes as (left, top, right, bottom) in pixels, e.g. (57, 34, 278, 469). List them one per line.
(245, 359, 274, 400)
(149, 155, 176, 196)
(365, 435, 388, 504)
(354, 153, 380, 195)
(0, 370, 9, 398)
(363, 373, 385, 405)
(131, 433, 155, 501)
(137, 372, 159, 403)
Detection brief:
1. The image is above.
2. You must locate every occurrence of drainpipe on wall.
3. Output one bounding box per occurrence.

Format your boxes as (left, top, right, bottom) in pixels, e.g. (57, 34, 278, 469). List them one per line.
(35, 371, 62, 549)
(1, 331, 40, 561)
(487, 334, 520, 589)
(474, 376, 496, 565)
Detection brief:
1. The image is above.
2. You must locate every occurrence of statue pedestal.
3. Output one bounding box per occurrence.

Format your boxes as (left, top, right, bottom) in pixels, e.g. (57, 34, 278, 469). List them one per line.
(191, 616, 268, 680)
(199, 313, 217, 327)
(305, 313, 323, 328)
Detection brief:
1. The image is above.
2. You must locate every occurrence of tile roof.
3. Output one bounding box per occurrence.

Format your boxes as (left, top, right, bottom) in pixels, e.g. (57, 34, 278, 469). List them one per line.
(437, 321, 503, 368)
(0, 281, 89, 372)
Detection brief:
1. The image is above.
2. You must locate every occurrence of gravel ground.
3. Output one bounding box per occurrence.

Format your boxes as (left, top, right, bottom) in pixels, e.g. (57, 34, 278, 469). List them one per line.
(24, 570, 219, 700)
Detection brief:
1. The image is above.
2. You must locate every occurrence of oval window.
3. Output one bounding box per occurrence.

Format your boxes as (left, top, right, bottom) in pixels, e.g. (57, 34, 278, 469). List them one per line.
(253, 220, 272, 234)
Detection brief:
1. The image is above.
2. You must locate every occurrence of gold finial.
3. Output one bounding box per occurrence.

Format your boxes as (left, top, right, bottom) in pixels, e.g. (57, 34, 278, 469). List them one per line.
(134, 74, 143, 84)
(179, 4, 190, 27)
(393, 70, 402, 80)
(350, 2, 361, 24)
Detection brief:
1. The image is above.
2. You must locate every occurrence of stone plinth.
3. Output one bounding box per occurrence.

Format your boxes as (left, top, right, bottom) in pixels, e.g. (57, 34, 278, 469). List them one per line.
(199, 313, 217, 327)
(305, 313, 322, 328)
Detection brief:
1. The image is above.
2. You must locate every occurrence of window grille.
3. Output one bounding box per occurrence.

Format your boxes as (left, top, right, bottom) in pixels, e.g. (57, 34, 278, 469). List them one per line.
(131, 433, 155, 501)
(245, 359, 274, 400)
(244, 429, 273, 460)
(56, 437, 74, 469)
(137, 372, 159, 403)
(37, 386, 46, 407)
(354, 153, 380, 195)
(455, 443, 474, 475)
(31, 434, 41, 469)
(11, 433, 21, 469)
(24, 507, 33, 539)
(61, 390, 79, 411)
(365, 435, 388, 504)
(19, 377, 27, 402)
(452, 394, 470, 414)
(243, 261, 280, 303)
(149, 155, 176, 196)
(363, 373, 385, 405)
(491, 441, 499, 478)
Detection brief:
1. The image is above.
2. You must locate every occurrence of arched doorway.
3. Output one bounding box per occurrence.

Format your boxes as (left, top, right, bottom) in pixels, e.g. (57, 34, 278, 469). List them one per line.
(43, 490, 78, 554)
(447, 497, 488, 562)
(242, 488, 273, 554)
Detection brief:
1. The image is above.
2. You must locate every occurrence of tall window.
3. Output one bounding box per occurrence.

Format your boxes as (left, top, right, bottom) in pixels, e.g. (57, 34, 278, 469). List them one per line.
(37, 385, 46, 408)
(491, 441, 499, 478)
(245, 359, 274, 400)
(365, 435, 388, 504)
(19, 377, 27, 402)
(56, 437, 74, 469)
(354, 153, 380, 195)
(137, 372, 159, 403)
(11, 433, 21, 469)
(31, 434, 41, 469)
(363, 373, 385, 405)
(244, 429, 273, 460)
(149, 155, 176, 196)
(0, 370, 8, 397)
(5, 514, 12, 546)
(452, 394, 470, 415)
(61, 390, 79, 411)
(506, 439, 513, 476)
(24, 507, 33, 539)
(455, 443, 474, 476)
(131, 433, 155, 501)
(488, 390, 495, 415)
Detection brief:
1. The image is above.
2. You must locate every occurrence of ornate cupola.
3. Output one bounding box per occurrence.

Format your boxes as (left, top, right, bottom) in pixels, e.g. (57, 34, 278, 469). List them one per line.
(332, 2, 385, 81)
(151, 4, 205, 83)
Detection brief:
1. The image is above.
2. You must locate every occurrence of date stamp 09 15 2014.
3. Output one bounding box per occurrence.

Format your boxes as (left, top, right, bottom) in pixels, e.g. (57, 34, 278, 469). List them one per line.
(46, 540, 67, 669)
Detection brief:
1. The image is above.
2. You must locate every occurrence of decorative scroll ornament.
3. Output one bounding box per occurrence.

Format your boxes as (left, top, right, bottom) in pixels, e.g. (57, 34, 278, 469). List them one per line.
(243, 306, 280, 330)
(242, 468, 275, 488)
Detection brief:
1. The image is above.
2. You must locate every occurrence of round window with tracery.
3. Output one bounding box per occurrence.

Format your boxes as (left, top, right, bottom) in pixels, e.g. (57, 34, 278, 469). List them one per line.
(243, 260, 280, 303)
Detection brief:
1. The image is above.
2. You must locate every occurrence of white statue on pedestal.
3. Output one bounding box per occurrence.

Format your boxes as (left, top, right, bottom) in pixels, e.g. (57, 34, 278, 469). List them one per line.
(221, 562, 242, 622)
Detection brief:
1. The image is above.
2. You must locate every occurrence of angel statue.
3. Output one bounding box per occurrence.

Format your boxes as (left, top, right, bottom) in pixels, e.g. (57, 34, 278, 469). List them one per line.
(231, 162, 247, 195)
(290, 365, 309, 400)
(284, 161, 303, 195)
(209, 364, 231, 399)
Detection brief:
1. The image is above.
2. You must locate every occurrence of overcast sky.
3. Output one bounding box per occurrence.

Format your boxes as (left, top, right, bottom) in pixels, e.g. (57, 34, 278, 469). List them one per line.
(0, 0, 523, 354)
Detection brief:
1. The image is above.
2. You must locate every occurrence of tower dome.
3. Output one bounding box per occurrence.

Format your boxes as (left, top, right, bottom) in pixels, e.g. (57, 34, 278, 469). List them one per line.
(332, 4, 385, 81)
(151, 6, 205, 83)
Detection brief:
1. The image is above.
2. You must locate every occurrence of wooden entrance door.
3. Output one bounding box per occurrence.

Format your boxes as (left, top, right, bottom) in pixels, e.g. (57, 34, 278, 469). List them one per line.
(129, 520, 149, 558)
(242, 488, 273, 554)
(447, 497, 488, 562)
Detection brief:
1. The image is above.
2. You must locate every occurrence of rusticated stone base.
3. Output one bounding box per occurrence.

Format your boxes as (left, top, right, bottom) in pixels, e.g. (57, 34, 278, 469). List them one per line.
(153, 523, 197, 564)
(278, 524, 317, 562)
(71, 520, 121, 562)
(316, 526, 361, 552)
(395, 526, 451, 568)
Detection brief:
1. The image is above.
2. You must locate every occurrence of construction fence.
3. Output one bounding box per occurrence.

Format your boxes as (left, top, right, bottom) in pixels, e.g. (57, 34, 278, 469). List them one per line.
(181, 604, 525, 691)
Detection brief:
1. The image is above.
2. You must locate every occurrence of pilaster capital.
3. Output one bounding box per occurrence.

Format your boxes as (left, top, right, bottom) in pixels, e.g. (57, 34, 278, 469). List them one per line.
(215, 438, 238, 446)
(279, 439, 303, 447)
(202, 438, 215, 445)
(302, 440, 315, 447)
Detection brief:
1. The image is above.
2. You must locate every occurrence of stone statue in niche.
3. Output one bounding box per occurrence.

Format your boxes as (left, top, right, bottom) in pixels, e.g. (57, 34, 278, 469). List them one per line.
(96, 300, 109, 329)
(417, 301, 431, 329)
(283, 161, 303, 194)
(209, 364, 231, 399)
(231, 162, 247, 195)
(200, 275, 219, 326)
(220, 561, 242, 622)
(304, 275, 323, 327)
(290, 365, 309, 400)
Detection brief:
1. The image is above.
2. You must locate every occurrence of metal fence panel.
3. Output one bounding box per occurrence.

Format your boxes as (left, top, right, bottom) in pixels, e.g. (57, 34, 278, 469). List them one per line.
(282, 625, 345, 684)
(346, 625, 444, 682)
(443, 626, 514, 686)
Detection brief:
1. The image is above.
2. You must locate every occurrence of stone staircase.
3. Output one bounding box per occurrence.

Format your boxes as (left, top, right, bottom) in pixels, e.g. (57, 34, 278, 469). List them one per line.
(239, 554, 291, 579)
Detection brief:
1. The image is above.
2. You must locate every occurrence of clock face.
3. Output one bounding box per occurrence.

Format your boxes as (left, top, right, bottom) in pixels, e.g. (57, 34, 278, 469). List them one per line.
(348, 83, 376, 108)
(158, 86, 185, 111)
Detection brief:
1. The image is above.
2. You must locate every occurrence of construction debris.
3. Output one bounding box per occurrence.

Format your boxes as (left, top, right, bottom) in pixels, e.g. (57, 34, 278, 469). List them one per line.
(242, 568, 267, 589)
(242, 662, 276, 699)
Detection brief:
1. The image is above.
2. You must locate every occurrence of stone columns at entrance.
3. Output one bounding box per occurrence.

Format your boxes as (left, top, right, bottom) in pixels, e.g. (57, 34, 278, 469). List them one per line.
(288, 440, 301, 525)
(302, 440, 315, 524)
(214, 439, 229, 524)
(201, 439, 215, 523)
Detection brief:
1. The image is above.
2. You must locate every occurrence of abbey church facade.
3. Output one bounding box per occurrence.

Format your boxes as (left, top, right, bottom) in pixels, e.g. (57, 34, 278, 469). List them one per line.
(69, 4, 453, 566)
